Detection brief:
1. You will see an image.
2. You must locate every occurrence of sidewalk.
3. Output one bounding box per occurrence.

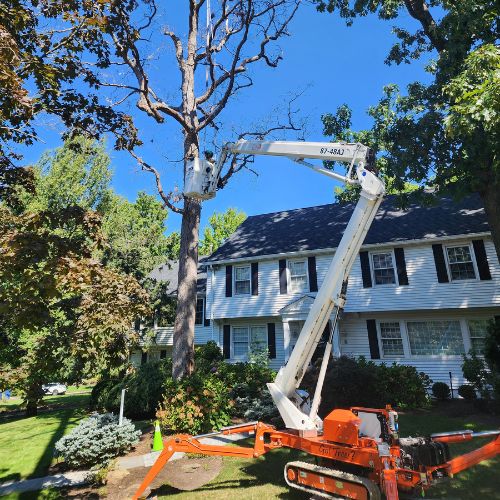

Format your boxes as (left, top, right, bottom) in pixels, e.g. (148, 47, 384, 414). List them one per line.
(0, 471, 89, 496)
(0, 431, 252, 496)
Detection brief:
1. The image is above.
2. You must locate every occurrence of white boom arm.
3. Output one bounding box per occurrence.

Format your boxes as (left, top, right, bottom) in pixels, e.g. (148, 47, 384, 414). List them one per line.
(210, 140, 385, 434)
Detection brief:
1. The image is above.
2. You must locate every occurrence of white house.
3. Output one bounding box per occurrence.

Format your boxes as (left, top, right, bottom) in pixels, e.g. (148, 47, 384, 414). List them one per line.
(132, 194, 499, 386)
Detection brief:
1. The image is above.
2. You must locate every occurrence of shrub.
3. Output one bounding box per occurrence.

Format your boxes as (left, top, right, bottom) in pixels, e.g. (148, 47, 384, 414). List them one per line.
(458, 384, 477, 400)
(195, 341, 224, 373)
(92, 359, 172, 419)
(157, 372, 233, 434)
(301, 356, 431, 417)
(432, 382, 451, 401)
(462, 351, 491, 398)
(54, 413, 140, 468)
(233, 388, 281, 424)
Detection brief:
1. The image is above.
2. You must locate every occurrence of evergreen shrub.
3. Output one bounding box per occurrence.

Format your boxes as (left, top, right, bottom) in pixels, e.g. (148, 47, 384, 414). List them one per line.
(432, 382, 451, 401)
(54, 413, 140, 468)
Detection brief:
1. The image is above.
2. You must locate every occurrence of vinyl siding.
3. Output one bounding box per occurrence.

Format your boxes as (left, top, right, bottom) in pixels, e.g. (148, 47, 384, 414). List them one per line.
(207, 238, 499, 319)
(213, 318, 285, 371)
(143, 324, 215, 346)
(339, 309, 499, 385)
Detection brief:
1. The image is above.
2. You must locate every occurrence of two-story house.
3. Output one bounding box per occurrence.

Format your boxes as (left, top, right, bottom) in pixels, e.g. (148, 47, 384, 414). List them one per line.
(133, 194, 499, 385)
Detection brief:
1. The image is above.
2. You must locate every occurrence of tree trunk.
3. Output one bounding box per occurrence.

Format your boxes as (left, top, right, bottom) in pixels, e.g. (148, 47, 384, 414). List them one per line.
(172, 132, 201, 380)
(25, 384, 42, 416)
(479, 180, 500, 263)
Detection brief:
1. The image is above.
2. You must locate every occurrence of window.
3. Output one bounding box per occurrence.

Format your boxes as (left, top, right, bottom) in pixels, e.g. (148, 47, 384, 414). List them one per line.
(446, 245, 476, 281)
(288, 320, 304, 355)
(250, 326, 267, 354)
(406, 321, 464, 356)
(289, 260, 308, 292)
(195, 298, 204, 325)
(232, 326, 249, 359)
(379, 322, 404, 356)
(234, 265, 251, 295)
(467, 319, 490, 354)
(232, 325, 268, 360)
(371, 252, 396, 285)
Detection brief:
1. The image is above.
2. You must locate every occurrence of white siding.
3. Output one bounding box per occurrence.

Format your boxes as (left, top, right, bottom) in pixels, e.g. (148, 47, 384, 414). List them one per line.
(342, 239, 499, 313)
(152, 324, 215, 346)
(339, 309, 498, 385)
(208, 238, 499, 319)
(214, 318, 285, 371)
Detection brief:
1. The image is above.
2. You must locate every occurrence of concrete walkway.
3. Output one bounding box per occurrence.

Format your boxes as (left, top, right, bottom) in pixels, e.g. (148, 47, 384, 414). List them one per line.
(0, 471, 89, 496)
(0, 431, 252, 495)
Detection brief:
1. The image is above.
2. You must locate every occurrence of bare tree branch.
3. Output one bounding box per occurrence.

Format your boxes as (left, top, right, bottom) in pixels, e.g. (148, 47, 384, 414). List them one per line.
(128, 150, 184, 214)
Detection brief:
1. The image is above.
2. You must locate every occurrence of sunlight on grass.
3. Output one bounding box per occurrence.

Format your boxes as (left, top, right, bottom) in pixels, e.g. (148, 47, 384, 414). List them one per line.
(0, 395, 91, 481)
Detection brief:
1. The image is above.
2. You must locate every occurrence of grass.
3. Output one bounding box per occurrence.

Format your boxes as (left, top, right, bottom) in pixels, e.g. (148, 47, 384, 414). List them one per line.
(0, 386, 93, 414)
(0, 393, 91, 482)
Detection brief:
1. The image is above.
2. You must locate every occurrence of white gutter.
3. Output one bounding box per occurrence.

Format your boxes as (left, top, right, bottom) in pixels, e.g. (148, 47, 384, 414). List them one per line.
(204, 232, 491, 266)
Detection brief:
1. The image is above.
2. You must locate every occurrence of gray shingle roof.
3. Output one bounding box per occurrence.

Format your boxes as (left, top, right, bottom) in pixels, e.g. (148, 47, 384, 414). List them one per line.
(207, 194, 490, 262)
(149, 257, 208, 295)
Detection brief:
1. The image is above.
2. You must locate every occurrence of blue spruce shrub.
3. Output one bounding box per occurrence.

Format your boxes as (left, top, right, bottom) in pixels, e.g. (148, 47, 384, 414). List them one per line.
(54, 413, 141, 468)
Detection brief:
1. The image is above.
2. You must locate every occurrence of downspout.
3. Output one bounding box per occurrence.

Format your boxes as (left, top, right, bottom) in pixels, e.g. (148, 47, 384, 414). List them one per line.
(209, 265, 215, 343)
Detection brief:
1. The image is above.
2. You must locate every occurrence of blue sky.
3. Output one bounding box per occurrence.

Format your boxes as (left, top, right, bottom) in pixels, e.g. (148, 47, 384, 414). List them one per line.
(24, 2, 433, 234)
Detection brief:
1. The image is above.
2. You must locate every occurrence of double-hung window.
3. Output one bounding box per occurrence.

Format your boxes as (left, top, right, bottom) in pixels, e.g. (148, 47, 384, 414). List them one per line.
(406, 320, 464, 356)
(379, 322, 404, 356)
(467, 319, 489, 354)
(445, 245, 476, 281)
(195, 298, 204, 325)
(371, 252, 396, 285)
(234, 265, 251, 295)
(288, 260, 308, 292)
(288, 320, 304, 355)
(232, 325, 268, 360)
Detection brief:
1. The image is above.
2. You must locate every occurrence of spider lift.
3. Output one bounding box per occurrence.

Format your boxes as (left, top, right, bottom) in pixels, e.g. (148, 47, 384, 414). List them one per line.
(133, 140, 500, 500)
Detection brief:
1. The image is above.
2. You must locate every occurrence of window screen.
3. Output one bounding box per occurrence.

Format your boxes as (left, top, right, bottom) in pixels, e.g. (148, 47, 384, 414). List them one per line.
(407, 321, 464, 356)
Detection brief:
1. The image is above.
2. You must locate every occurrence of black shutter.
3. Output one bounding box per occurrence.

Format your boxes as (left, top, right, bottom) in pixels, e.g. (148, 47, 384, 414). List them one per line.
(394, 247, 409, 286)
(223, 325, 231, 359)
(203, 297, 210, 326)
(366, 319, 380, 359)
(308, 256, 318, 292)
(160, 350, 167, 359)
(141, 352, 148, 365)
(432, 244, 449, 283)
(251, 262, 259, 296)
(472, 240, 492, 280)
(267, 323, 276, 359)
(225, 265, 233, 297)
(279, 259, 287, 294)
(359, 251, 372, 288)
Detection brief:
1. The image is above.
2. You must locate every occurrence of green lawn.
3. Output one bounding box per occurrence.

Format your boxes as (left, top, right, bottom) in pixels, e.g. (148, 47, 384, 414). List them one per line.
(0, 394, 91, 482)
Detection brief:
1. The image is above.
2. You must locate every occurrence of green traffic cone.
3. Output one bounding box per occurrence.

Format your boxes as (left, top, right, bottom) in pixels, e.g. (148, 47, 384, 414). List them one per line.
(152, 420, 164, 451)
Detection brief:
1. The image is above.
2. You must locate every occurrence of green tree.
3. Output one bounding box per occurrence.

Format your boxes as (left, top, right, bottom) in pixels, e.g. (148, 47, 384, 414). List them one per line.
(22, 136, 113, 214)
(0, 1, 137, 195)
(101, 192, 170, 280)
(0, 205, 150, 415)
(314, 0, 500, 258)
(199, 208, 247, 256)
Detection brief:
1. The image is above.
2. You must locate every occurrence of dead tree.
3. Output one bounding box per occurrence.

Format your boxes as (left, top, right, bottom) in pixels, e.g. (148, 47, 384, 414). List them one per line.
(88, 0, 301, 379)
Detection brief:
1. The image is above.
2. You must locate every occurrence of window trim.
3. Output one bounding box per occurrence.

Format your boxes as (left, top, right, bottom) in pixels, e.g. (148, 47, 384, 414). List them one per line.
(287, 258, 309, 293)
(233, 264, 252, 296)
(444, 242, 479, 282)
(403, 319, 466, 358)
(230, 324, 268, 360)
(377, 321, 406, 358)
(370, 250, 397, 287)
(195, 297, 204, 326)
(374, 317, 488, 360)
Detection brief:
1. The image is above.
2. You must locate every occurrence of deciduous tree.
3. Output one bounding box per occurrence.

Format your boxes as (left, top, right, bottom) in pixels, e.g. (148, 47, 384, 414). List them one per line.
(315, 0, 500, 258)
(200, 208, 247, 255)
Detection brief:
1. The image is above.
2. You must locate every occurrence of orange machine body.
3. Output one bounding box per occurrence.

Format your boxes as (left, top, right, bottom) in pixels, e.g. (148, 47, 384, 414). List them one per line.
(132, 406, 500, 500)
